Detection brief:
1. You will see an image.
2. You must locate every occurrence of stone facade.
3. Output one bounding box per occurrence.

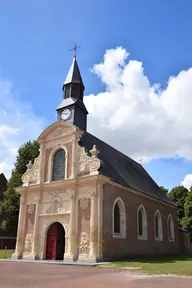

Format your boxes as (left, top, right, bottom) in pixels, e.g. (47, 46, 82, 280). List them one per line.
(12, 121, 105, 262)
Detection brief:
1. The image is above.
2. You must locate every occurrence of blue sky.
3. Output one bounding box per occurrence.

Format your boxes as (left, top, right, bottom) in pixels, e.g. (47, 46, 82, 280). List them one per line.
(0, 0, 192, 191)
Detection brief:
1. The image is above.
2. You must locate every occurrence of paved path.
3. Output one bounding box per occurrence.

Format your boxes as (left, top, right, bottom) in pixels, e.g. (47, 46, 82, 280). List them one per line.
(0, 262, 192, 287)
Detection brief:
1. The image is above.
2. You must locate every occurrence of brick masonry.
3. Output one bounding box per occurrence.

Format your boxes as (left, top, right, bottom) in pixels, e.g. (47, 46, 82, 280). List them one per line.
(102, 182, 179, 259)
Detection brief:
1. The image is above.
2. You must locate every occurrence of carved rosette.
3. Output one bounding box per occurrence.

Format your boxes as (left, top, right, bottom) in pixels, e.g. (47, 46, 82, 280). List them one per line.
(80, 198, 89, 210)
(77, 145, 101, 176)
(79, 232, 90, 255)
(24, 233, 33, 253)
(22, 156, 40, 186)
(27, 204, 35, 215)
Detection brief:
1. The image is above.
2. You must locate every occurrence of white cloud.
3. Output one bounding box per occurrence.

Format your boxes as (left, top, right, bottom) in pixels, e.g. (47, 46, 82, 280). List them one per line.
(0, 79, 44, 179)
(85, 47, 192, 164)
(181, 174, 192, 190)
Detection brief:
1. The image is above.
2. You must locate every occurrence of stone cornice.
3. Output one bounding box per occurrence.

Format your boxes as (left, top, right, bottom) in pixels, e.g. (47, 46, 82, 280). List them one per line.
(15, 174, 110, 194)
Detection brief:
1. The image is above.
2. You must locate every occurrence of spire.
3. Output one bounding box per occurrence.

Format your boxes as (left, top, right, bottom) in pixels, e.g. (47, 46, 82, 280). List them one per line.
(56, 47, 88, 131)
(63, 56, 84, 88)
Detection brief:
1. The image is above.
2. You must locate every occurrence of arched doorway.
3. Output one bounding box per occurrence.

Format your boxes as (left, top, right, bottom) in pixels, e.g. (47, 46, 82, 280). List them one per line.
(46, 222, 65, 260)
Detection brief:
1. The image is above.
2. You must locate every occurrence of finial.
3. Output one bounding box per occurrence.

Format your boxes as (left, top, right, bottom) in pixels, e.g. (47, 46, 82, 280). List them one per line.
(26, 160, 33, 171)
(90, 144, 99, 158)
(69, 42, 82, 57)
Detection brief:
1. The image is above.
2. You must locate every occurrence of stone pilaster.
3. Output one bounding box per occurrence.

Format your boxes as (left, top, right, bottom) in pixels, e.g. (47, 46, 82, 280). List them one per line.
(64, 190, 77, 261)
(30, 197, 40, 259)
(12, 194, 27, 259)
(89, 189, 98, 262)
(70, 137, 77, 179)
(39, 143, 45, 184)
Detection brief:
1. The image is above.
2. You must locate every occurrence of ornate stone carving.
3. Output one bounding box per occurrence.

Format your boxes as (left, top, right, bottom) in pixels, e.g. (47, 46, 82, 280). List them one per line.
(80, 198, 89, 210)
(47, 127, 69, 140)
(27, 204, 35, 214)
(77, 145, 101, 176)
(48, 190, 60, 201)
(79, 232, 90, 255)
(24, 233, 32, 253)
(22, 156, 40, 186)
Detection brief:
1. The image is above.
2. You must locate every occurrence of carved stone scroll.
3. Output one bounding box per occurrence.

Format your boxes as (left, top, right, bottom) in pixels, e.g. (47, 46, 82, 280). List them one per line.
(22, 156, 40, 186)
(77, 145, 101, 176)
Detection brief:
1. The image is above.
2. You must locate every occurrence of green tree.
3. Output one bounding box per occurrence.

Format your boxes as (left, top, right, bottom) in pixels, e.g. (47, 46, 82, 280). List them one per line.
(0, 140, 39, 232)
(160, 186, 169, 194)
(181, 186, 192, 232)
(168, 185, 188, 225)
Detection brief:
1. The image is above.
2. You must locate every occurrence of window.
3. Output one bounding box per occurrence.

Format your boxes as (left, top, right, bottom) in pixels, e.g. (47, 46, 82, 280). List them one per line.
(114, 203, 120, 234)
(168, 214, 175, 241)
(112, 198, 126, 238)
(137, 205, 147, 240)
(155, 211, 163, 240)
(64, 85, 70, 99)
(52, 149, 66, 181)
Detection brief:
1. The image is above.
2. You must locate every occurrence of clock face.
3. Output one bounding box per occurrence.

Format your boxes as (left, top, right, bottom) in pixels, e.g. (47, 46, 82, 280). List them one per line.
(61, 109, 71, 120)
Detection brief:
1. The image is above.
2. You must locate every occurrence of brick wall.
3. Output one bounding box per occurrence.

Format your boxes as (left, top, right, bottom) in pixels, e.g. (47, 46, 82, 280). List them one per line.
(102, 183, 179, 260)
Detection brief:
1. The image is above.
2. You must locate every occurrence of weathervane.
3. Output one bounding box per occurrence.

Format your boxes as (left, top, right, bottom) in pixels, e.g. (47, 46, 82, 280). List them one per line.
(69, 43, 82, 57)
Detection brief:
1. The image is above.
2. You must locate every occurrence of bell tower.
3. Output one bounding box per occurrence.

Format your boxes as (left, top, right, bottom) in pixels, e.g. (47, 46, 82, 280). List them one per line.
(56, 45, 88, 131)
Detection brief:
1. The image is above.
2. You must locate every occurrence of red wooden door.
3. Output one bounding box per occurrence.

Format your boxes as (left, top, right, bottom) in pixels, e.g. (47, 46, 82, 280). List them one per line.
(46, 223, 57, 260)
(46, 235, 57, 260)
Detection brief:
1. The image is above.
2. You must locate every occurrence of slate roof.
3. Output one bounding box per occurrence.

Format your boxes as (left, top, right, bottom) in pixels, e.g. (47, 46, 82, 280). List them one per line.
(56, 97, 88, 113)
(64, 56, 84, 87)
(79, 132, 173, 204)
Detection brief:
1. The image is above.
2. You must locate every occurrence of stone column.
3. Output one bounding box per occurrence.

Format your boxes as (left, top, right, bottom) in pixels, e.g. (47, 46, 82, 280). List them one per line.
(31, 197, 40, 259)
(89, 190, 98, 262)
(12, 194, 26, 259)
(64, 191, 77, 261)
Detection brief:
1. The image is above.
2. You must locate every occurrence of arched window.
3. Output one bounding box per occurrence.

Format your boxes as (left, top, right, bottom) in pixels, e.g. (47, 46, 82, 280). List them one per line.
(137, 205, 147, 239)
(52, 149, 66, 181)
(168, 214, 175, 241)
(114, 203, 120, 234)
(112, 198, 126, 238)
(155, 211, 163, 240)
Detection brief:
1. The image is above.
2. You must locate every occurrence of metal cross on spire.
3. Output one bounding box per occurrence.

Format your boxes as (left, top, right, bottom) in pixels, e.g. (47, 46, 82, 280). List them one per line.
(69, 43, 82, 57)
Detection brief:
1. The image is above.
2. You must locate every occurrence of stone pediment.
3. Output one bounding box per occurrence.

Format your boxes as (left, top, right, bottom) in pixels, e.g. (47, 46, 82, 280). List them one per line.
(38, 121, 77, 142)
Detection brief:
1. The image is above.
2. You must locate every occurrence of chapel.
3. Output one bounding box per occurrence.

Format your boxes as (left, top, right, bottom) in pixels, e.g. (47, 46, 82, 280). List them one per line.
(12, 54, 182, 262)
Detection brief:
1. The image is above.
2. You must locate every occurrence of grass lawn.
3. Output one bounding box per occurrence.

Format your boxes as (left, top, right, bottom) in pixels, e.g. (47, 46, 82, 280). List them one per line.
(0, 250, 14, 259)
(103, 255, 192, 276)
